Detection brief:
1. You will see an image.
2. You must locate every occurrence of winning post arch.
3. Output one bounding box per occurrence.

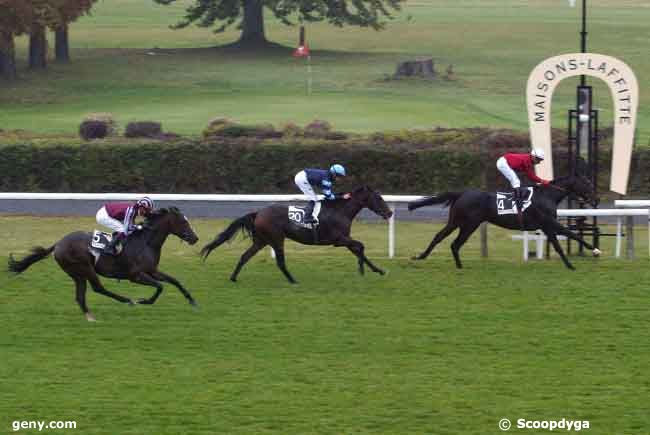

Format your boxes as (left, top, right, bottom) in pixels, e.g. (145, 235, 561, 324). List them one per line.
(527, 53, 638, 194)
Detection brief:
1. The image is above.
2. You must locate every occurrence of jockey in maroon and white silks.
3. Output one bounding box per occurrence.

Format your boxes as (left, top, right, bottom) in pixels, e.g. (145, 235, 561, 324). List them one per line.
(96, 197, 154, 253)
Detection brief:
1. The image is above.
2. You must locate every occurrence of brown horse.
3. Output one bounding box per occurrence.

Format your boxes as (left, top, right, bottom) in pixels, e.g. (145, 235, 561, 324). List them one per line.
(200, 186, 393, 283)
(8, 207, 199, 321)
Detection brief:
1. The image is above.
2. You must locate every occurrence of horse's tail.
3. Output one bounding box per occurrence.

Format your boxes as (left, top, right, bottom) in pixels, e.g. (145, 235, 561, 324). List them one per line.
(200, 212, 257, 260)
(8, 245, 56, 274)
(408, 192, 463, 211)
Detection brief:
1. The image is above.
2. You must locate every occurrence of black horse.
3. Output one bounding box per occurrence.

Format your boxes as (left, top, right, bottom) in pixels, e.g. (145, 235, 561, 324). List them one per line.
(408, 175, 600, 270)
(8, 207, 199, 321)
(200, 185, 394, 283)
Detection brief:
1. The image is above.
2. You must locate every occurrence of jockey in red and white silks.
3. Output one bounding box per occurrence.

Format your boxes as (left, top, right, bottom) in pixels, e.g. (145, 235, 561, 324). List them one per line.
(496, 149, 550, 189)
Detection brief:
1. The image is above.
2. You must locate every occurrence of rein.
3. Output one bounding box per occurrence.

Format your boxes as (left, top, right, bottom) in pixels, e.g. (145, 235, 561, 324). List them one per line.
(545, 183, 567, 192)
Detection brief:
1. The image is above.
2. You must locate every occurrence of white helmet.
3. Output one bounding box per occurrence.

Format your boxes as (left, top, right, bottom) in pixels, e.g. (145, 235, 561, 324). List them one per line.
(531, 148, 545, 160)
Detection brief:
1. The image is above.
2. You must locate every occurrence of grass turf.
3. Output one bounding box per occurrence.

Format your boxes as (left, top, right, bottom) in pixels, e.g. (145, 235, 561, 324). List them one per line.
(0, 0, 648, 142)
(1, 215, 649, 434)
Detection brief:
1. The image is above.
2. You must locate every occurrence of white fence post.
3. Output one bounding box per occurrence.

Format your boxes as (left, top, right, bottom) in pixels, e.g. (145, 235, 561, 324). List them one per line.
(615, 217, 622, 258)
(388, 203, 396, 258)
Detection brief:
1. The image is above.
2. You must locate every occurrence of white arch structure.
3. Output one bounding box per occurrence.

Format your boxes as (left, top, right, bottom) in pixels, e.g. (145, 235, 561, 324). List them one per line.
(527, 53, 639, 194)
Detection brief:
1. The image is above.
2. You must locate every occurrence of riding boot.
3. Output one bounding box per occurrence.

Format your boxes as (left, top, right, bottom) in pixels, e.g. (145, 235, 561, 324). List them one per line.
(106, 233, 124, 256)
(304, 201, 317, 224)
(514, 188, 525, 229)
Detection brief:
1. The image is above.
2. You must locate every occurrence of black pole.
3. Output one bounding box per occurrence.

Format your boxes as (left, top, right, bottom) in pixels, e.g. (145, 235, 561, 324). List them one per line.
(580, 0, 587, 85)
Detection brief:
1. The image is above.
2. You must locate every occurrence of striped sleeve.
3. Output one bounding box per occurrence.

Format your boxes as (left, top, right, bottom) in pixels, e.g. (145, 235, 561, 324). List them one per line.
(321, 180, 335, 199)
(123, 206, 135, 234)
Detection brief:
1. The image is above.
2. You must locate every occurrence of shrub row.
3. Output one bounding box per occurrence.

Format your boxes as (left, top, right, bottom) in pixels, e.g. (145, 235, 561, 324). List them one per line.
(1, 129, 647, 197)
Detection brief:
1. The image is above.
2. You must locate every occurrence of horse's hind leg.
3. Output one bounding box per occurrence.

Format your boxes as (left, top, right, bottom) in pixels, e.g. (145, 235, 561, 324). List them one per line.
(413, 223, 457, 260)
(231, 239, 266, 282)
(450, 222, 481, 269)
(73, 278, 95, 322)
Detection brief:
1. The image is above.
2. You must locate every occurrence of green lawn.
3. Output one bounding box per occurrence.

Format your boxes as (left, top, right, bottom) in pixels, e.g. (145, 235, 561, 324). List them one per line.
(1, 216, 649, 434)
(0, 0, 649, 142)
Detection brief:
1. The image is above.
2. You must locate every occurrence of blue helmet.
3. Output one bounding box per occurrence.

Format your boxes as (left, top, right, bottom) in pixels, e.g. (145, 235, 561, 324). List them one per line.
(330, 164, 346, 177)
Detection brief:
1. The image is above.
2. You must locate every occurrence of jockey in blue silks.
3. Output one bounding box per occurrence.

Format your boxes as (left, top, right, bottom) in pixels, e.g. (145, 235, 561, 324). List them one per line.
(294, 164, 349, 224)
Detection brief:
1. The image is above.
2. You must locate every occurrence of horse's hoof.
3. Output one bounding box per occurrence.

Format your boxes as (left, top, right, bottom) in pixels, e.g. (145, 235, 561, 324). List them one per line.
(412, 255, 424, 261)
(593, 248, 602, 257)
(377, 269, 386, 276)
(189, 300, 199, 309)
(230, 277, 237, 283)
(127, 299, 135, 306)
(137, 298, 151, 305)
(85, 313, 97, 322)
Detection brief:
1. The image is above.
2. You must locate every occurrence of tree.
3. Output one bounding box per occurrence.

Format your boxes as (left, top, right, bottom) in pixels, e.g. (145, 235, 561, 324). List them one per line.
(51, 0, 97, 62)
(0, 0, 33, 79)
(28, 0, 62, 69)
(154, 0, 404, 47)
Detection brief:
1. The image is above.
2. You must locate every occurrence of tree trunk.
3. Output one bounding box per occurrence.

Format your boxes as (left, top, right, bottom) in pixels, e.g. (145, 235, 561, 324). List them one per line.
(29, 24, 47, 69)
(239, 0, 267, 45)
(394, 57, 436, 79)
(55, 24, 69, 63)
(0, 32, 17, 80)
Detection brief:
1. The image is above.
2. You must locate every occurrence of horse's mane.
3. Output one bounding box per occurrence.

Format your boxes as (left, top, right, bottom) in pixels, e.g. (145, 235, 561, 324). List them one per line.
(550, 175, 573, 184)
(144, 207, 181, 224)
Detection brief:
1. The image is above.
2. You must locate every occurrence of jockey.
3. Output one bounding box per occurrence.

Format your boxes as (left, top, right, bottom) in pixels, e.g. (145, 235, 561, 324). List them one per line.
(497, 149, 550, 211)
(294, 164, 350, 224)
(95, 196, 155, 254)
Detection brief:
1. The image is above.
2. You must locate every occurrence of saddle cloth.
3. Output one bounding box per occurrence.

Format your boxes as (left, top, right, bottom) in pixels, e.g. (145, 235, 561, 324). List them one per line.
(88, 230, 115, 263)
(496, 187, 533, 215)
(288, 204, 321, 228)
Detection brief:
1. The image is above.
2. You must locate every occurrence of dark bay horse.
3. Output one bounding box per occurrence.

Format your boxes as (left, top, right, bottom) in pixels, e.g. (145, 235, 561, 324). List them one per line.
(8, 207, 199, 321)
(200, 186, 394, 283)
(408, 175, 600, 270)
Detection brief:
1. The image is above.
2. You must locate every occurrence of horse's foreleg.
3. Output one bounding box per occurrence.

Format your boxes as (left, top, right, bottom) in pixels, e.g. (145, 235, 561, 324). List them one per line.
(87, 271, 134, 305)
(337, 238, 385, 276)
(152, 271, 197, 307)
(547, 220, 600, 255)
(270, 243, 297, 284)
(450, 222, 481, 269)
(545, 232, 576, 270)
(129, 272, 164, 305)
(231, 240, 266, 282)
(413, 223, 457, 260)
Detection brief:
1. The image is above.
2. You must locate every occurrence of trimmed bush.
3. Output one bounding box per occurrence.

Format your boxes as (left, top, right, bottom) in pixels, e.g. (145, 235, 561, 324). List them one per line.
(305, 119, 332, 133)
(125, 121, 163, 138)
(79, 121, 109, 140)
(83, 113, 117, 136)
(1, 127, 646, 197)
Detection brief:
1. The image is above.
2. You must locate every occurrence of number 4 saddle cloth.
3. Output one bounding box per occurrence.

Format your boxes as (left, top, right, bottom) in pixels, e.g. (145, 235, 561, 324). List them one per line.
(496, 187, 533, 215)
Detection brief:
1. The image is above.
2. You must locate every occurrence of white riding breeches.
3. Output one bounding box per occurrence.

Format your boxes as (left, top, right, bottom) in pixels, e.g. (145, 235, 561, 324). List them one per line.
(496, 157, 521, 188)
(96, 206, 125, 234)
(294, 171, 318, 201)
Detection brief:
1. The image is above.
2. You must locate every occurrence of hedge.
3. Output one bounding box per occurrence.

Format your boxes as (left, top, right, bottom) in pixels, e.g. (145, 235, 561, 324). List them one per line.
(1, 129, 648, 197)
